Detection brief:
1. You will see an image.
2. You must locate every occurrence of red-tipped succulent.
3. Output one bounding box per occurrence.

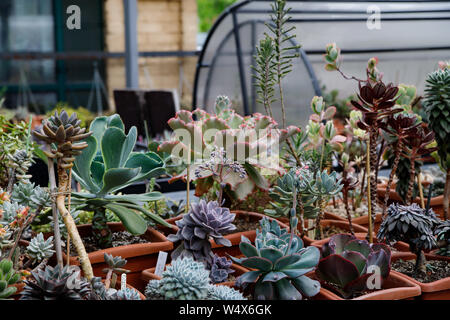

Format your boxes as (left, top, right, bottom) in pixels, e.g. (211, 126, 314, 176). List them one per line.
(316, 234, 391, 298)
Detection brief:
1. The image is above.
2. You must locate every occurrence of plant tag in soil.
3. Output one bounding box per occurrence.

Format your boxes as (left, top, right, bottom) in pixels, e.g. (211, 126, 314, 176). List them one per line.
(155, 251, 168, 277)
(121, 273, 127, 290)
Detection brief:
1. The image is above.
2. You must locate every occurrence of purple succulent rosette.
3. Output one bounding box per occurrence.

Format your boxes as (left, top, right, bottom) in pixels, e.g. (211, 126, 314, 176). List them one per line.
(316, 234, 391, 298)
(168, 200, 236, 264)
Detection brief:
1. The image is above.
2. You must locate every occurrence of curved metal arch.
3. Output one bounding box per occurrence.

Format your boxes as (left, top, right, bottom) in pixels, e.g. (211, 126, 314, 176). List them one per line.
(195, 20, 321, 115)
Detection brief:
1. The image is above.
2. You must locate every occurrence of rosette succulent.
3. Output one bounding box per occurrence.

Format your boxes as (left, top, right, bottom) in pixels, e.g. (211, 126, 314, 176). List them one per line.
(209, 254, 234, 284)
(26, 233, 55, 264)
(11, 182, 51, 209)
(316, 234, 392, 298)
(207, 284, 246, 300)
(159, 96, 300, 199)
(378, 203, 439, 273)
(20, 265, 91, 300)
(230, 216, 321, 300)
(168, 200, 236, 264)
(145, 257, 210, 300)
(377, 203, 438, 252)
(71, 114, 171, 248)
(114, 288, 141, 300)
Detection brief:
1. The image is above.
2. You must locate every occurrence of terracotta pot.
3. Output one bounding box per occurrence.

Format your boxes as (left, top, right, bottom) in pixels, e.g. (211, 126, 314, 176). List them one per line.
(311, 232, 410, 254)
(141, 263, 248, 289)
(307, 220, 368, 246)
(165, 211, 289, 257)
(277, 212, 346, 246)
(391, 252, 450, 300)
(352, 213, 383, 234)
(311, 270, 421, 300)
(377, 186, 445, 219)
(101, 279, 146, 300)
(61, 222, 173, 291)
(10, 282, 26, 300)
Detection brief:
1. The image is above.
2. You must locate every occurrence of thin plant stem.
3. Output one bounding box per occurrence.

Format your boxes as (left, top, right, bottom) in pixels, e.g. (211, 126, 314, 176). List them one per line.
(417, 171, 425, 209)
(366, 138, 373, 244)
(48, 156, 63, 267)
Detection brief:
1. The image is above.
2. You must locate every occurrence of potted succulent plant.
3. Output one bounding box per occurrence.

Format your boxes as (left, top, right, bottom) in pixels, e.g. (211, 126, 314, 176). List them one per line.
(423, 66, 450, 220)
(142, 199, 256, 290)
(144, 257, 246, 300)
(229, 213, 322, 300)
(378, 203, 450, 299)
(33, 111, 174, 286)
(313, 233, 421, 300)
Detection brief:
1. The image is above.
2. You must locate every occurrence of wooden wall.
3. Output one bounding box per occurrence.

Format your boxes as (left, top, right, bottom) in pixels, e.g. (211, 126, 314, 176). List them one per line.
(104, 0, 198, 110)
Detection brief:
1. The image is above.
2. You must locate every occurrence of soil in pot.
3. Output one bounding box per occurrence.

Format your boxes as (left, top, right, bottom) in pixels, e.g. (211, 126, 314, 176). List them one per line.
(392, 259, 450, 284)
(223, 216, 261, 235)
(321, 225, 348, 238)
(65, 230, 149, 256)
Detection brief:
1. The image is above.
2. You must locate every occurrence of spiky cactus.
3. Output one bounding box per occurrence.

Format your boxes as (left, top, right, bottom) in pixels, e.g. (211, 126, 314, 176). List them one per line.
(33, 110, 93, 279)
(168, 200, 236, 265)
(26, 233, 55, 264)
(145, 257, 210, 300)
(207, 284, 246, 300)
(20, 265, 91, 300)
(423, 67, 450, 219)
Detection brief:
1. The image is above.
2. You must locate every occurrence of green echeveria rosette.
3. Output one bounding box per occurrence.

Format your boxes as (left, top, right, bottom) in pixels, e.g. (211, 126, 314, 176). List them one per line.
(230, 217, 321, 300)
(316, 234, 391, 299)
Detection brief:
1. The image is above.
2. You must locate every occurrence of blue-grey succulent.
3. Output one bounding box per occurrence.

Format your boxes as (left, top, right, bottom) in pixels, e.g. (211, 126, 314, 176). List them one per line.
(0, 201, 25, 225)
(168, 200, 236, 264)
(11, 182, 51, 209)
(26, 233, 55, 263)
(145, 257, 210, 300)
(114, 287, 142, 300)
(207, 284, 246, 300)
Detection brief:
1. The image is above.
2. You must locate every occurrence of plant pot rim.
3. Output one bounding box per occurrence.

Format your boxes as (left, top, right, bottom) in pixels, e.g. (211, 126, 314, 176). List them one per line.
(391, 252, 450, 293)
(166, 210, 290, 248)
(306, 220, 369, 246)
(140, 263, 248, 288)
(62, 222, 173, 265)
(315, 270, 421, 300)
(101, 279, 146, 300)
(377, 185, 443, 205)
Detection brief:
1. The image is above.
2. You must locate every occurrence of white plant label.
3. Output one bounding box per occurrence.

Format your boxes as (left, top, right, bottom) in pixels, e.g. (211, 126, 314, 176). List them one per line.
(121, 273, 127, 291)
(155, 251, 168, 277)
